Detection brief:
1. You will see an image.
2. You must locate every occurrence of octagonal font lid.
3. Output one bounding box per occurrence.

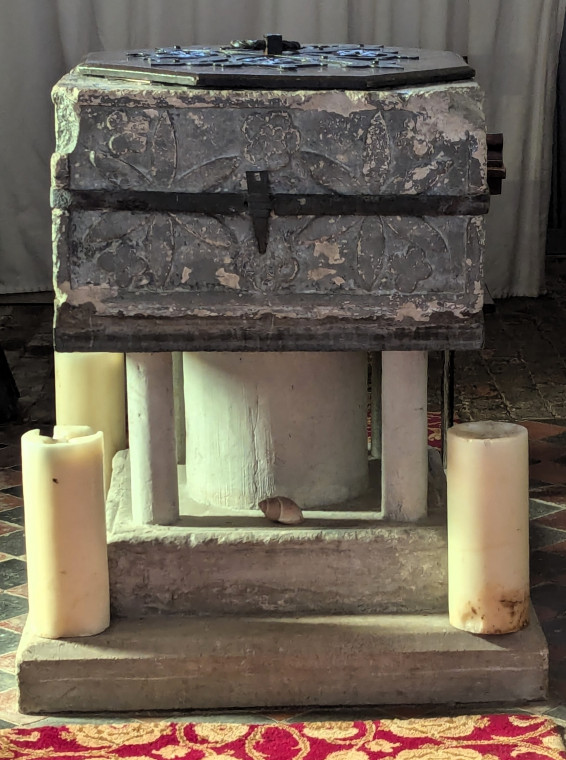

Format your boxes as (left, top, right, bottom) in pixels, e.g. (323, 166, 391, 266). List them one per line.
(77, 35, 475, 90)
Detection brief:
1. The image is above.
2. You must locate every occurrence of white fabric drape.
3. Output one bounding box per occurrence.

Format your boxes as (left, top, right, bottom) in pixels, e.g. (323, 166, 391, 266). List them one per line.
(0, 0, 563, 296)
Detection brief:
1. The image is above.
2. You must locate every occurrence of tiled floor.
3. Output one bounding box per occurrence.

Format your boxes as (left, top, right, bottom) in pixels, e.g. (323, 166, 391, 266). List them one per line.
(4, 260, 566, 728)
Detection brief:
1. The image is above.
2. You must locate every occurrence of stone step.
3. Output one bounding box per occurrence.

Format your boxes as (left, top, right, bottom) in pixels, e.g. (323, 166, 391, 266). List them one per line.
(106, 451, 449, 617)
(17, 609, 547, 714)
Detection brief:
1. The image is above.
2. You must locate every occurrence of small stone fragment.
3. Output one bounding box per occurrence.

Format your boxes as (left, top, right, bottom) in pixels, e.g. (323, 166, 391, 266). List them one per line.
(258, 496, 304, 525)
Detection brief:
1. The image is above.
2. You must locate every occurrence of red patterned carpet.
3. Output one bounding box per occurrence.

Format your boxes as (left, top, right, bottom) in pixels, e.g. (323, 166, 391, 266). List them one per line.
(427, 411, 443, 449)
(0, 716, 564, 759)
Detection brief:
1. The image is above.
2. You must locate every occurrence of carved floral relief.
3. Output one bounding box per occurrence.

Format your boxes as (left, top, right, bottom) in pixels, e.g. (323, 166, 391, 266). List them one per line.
(70, 96, 484, 196)
(70, 210, 476, 298)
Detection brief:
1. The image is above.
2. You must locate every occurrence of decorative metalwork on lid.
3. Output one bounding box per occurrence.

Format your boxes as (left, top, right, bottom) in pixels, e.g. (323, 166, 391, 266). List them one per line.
(77, 35, 474, 90)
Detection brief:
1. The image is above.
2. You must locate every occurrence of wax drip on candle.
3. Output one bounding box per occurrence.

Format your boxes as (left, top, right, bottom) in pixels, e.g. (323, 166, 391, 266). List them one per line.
(53, 425, 93, 443)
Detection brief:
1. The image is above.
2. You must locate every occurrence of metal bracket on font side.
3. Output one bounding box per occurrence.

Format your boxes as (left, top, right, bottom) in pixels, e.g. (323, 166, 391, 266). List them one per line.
(245, 170, 271, 254)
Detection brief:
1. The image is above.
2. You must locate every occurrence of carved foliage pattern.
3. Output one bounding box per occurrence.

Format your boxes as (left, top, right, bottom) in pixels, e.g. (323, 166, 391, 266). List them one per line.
(72, 102, 482, 195)
(72, 210, 477, 297)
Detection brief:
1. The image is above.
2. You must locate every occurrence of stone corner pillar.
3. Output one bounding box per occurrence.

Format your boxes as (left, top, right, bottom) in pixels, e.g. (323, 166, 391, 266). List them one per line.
(126, 352, 179, 525)
(381, 350, 428, 522)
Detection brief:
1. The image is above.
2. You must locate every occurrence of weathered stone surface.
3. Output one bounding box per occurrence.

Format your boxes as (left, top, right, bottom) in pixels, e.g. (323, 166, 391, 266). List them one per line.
(51, 73, 487, 352)
(54, 304, 484, 352)
(60, 211, 484, 301)
(17, 608, 547, 713)
(106, 452, 448, 617)
(54, 76, 487, 197)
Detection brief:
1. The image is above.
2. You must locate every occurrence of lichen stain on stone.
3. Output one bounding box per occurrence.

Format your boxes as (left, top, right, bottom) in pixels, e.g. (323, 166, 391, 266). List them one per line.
(314, 241, 344, 265)
(51, 153, 69, 189)
(181, 267, 192, 284)
(52, 87, 81, 154)
(299, 91, 375, 117)
(412, 137, 430, 157)
(215, 268, 240, 289)
(394, 302, 433, 323)
(409, 166, 436, 184)
(308, 267, 337, 282)
(57, 281, 117, 313)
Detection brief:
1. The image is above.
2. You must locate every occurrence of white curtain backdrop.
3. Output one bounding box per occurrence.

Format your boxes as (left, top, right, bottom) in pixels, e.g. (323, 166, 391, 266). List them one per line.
(0, 0, 564, 296)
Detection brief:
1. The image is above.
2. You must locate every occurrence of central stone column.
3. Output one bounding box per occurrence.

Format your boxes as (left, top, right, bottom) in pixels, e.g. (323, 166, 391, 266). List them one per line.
(182, 352, 368, 511)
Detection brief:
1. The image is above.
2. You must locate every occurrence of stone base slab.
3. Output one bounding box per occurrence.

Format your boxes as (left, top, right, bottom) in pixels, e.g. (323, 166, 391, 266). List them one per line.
(17, 608, 547, 714)
(106, 452, 448, 617)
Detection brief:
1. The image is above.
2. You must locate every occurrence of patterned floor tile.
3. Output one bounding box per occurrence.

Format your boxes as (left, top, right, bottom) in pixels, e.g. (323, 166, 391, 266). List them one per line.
(530, 485, 566, 507)
(160, 713, 275, 725)
(530, 462, 566, 486)
(0, 450, 20, 469)
(531, 584, 566, 615)
(531, 479, 553, 489)
(535, 511, 566, 531)
(522, 421, 566, 440)
(0, 471, 21, 490)
(530, 523, 566, 550)
(529, 439, 566, 462)
(30, 716, 138, 727)
(539, 540, 566, 554)
(0, 594, 28, 622)
(7, 584, 28, 598)
(0, 486, 22, 499)
(0, 531, 25, 558)
(0, 524, 20, 539)
(547, 705, 566, 724)
(0, 560, 27, 591)
(518, 700, 561, 715)
(0, 628, 20, 656)
(264, 711, 306, 723)
(0, 508, 23, 528)
(0, 689, 45, 726)
(0, 652, 18, 674)
(0, 672, 16, 693)
(285, 708, 401, 722)
(529, 478, 548, 491)
(546, 431, 566, 447)
(532, 604, 557, 623)
(0, 495, 22, 510)
(0, 614, 27, 634)
(531, 555, 566, 590)
(529, 499, 563, 520)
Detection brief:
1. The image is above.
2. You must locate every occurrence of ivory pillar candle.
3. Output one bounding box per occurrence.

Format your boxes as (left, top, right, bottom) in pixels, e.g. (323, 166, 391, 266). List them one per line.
(21, 426, 110, 639)
(126, 352, 179, 525)
(447, 421, 530, 634)
(381, 351, 428, 521)
(55, 352, 126, 493)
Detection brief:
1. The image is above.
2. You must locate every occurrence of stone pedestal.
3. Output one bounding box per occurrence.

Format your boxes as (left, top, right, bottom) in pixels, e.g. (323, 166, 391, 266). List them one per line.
(17, 609, 548, 714)
(183, 352, 368, 511)
(17, 449, 548, 712)
(21, 49, 546, 716)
